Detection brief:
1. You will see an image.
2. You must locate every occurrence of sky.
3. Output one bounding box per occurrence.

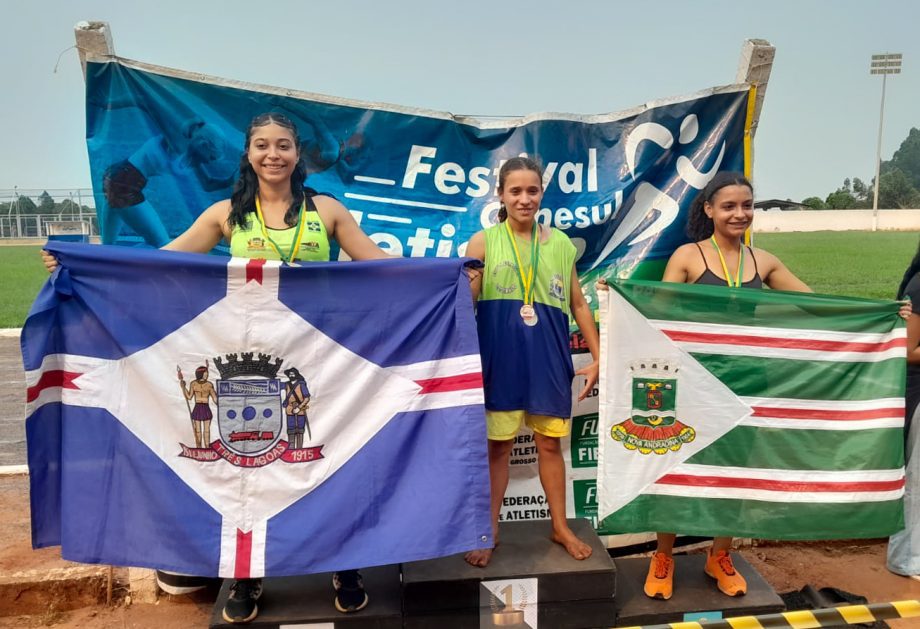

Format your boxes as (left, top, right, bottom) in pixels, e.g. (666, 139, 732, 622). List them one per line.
(1, 0, 918, 203)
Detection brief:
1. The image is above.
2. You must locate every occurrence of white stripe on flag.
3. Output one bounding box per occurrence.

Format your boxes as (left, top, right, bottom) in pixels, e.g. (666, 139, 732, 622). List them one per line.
(671, 463, 904, 483)
(645, 484, 903, 503)
(741, 416, 903, 430)
(667, 341, 903, 363)
(741, 397, 905, 411)
(648, 463, 905, 503)
(24, 353, 111, 386)
(402, 389, 485, 412)
(388, 355, 482, 380)
(227, 258, 282, 297)
(25, 354, 116, 416)
(648, 319, 905, 345)
(389, 355, 484, 410)
(738, 396, 905, 431)
(220, 519, 237, 577)
(249, 520, 267, 578)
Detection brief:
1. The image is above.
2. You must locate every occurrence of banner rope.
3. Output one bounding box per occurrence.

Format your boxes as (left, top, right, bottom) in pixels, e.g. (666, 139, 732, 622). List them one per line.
(614, 599, 920, 629)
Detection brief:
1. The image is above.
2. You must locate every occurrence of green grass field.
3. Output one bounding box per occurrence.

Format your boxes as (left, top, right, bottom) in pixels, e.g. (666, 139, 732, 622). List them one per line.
(0, 231, 918, 328)
(0, 245, 48, 329)
(754, 231, 918, 299)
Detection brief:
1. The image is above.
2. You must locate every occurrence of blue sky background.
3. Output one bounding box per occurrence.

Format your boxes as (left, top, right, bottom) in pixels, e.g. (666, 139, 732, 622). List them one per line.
(2, 0, 918, 203)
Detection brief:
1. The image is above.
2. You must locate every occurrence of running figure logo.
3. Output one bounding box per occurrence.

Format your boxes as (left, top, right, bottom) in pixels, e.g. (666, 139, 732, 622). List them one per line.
(610, 360, 695, 455)
(177, 353, 324, 467)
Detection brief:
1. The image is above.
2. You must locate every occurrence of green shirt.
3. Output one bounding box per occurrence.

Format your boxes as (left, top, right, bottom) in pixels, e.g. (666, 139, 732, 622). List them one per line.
(230, 202, 330, 262)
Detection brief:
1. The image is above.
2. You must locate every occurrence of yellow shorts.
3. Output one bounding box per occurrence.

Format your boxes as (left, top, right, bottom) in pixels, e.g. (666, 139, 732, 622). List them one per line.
(486, 410, 570, 441)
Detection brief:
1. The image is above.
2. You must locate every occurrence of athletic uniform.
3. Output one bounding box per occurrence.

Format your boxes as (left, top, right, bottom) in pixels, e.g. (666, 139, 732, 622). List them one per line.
(693, 243, 763, 288)
(230, 195, 330, 262)
(477, 223, 577, 439)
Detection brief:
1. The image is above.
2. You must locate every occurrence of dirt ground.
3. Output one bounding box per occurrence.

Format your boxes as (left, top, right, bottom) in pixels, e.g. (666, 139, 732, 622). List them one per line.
(3, 500, 920, 629)
(3, 544, 920, 628)
(3, 337, 919, 628)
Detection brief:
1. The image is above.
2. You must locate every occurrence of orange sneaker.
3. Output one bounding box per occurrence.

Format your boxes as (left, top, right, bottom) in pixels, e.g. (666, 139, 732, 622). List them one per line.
(643, 552, 674, 600)
(704, 549, 747, 596)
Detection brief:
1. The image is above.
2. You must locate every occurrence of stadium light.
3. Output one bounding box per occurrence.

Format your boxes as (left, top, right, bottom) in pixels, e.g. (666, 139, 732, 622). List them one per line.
(870, 53, 902, 230)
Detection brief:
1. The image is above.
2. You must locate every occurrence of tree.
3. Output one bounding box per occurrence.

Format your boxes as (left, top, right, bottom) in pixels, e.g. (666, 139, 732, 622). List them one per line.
(14, 195, 37, 213)
(825, 190, 857, 209)
(38, 190, 54, 211)
(883, 127, 920, 190)
(801, 196, 826, 210)
(852, 178, 869, 204)
(876, 168, 920, 209)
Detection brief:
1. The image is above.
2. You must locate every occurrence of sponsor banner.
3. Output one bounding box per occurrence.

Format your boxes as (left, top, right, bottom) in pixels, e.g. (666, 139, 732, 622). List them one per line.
(86, 57, 750, 286)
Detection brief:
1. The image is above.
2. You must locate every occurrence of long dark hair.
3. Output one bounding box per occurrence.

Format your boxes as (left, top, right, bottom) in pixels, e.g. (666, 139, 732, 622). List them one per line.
(497, 156, 544, 222)
(227, 113, 308, 229)
(686, 172, 753, 240)
(897, 238, 920, 299)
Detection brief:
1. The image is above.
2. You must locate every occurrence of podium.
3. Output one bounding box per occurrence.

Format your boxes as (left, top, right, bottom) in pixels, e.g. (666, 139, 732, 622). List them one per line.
(209, 565, 403, 628)
(613, 554, 785, 626)
(402, 519, 616, 628)
(208, 521, 786, 627)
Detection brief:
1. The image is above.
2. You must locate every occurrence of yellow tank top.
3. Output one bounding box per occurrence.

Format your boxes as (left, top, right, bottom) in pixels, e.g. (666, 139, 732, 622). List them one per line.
(229, 197, 330, 262)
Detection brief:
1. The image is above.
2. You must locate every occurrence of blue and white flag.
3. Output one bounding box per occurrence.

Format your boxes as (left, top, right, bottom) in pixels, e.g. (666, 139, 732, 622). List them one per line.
(23, 242, 490, 578)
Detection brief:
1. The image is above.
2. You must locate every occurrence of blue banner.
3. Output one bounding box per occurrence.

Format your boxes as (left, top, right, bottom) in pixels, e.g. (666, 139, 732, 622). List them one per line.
(86, 58, 750, 281)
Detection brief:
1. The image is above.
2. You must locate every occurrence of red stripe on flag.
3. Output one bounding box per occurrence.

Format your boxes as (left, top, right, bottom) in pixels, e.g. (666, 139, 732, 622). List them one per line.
(235, 529, 252, 579)
(662, 329, 905, 353)
(657, 473, 905, 493)
(415, 372, 483, 394)
(26, 370, 82, 403)
(752, 406, 905, 421)
(246, 259, 266, 284)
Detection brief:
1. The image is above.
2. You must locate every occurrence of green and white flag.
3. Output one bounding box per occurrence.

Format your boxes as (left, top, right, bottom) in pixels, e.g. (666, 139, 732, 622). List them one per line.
(598, 280, 906, 539)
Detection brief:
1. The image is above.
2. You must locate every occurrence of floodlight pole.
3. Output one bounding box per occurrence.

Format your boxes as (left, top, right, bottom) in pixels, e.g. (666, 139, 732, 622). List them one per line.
(869, 53, 902, 231)
(871, 72, 888, 231)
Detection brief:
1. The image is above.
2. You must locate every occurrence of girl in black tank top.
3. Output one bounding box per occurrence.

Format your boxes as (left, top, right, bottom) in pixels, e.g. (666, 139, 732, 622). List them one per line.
(693, 242, 763, 288)
(647, 172, 813, 602)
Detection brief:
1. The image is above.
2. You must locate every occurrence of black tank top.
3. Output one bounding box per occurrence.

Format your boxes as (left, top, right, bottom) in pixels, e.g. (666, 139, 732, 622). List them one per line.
(692, 242, 763, 289)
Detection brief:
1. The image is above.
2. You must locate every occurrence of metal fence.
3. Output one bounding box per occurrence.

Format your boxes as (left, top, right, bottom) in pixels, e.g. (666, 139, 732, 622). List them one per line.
(0, 188, 97, 239)
(0, 213, 98, 239)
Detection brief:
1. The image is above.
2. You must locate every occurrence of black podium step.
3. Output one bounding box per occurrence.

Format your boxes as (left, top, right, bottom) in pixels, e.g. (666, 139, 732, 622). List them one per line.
(614, 554, 785, 626)
(402, 518, 616, 628)
(209, 565, 402, 629)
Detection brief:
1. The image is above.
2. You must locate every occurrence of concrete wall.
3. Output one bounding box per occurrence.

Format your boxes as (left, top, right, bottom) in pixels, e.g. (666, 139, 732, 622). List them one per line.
(753, 209, 920, 233)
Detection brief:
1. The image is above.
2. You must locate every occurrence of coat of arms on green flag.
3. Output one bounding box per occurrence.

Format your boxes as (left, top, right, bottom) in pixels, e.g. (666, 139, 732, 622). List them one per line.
(598, 280, 906, 540)
(610, 360, 696, 455)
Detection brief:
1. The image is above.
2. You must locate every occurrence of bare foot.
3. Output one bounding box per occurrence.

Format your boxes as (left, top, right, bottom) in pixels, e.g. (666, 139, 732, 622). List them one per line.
(552, 528, 592, 560)
(464, 547, 494, 567)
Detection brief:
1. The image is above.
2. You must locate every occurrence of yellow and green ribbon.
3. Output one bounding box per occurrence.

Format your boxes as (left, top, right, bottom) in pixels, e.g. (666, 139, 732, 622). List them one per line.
(255, 196, 306, 264)
(710, 236, 744, 288)
(503, 220, 540, 305)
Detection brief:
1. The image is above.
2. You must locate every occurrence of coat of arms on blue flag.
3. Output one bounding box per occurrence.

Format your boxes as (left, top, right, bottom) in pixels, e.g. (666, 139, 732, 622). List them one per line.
(23, 242, 491, 578)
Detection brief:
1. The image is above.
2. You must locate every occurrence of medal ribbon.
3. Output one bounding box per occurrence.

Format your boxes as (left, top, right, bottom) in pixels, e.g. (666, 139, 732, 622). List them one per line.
(504, 220, 540, 305)
(255, 196, 306, 263)
(710, 236, 744, 288)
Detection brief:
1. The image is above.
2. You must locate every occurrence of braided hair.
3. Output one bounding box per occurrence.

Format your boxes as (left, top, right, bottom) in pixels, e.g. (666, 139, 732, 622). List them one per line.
(227, 112, 308, 229)
(686, 172, 753, 241)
